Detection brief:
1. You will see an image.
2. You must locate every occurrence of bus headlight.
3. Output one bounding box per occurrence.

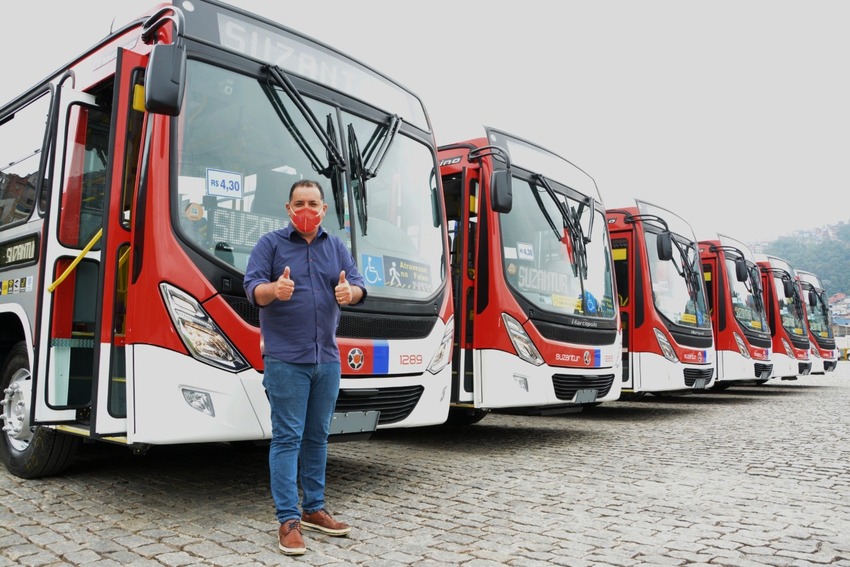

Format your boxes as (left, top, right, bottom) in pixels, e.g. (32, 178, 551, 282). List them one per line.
(427, 316, 454, 375)
(654, 328, 678, 362)
(781, 338, 794, 359)
(810, 346, 821, 359)
(160, 283, 249, 372)
(502, 314, 544, 366)
(733, 332, 751, 359)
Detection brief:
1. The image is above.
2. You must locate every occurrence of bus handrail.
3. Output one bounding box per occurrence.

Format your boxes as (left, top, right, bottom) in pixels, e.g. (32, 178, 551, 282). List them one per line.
(47, 228, 102, 293)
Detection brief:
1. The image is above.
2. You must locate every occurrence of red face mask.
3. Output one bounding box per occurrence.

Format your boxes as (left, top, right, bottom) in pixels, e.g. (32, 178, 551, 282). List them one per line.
(289, 208, 322, 233)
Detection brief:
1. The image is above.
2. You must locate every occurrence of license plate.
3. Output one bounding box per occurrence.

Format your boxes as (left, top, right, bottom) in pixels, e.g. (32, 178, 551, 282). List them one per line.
(329, 410, 379, 435)
(575, 389, 598, 403)
(693, 378, 707, 389)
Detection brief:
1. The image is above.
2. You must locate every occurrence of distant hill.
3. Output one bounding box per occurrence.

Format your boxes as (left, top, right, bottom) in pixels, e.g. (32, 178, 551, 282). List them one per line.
(757, 221, 850, 296)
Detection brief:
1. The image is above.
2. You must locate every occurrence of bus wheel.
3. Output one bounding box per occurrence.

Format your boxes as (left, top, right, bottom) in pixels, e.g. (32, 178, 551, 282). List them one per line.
(446, 408, 489, 426)
(0, 342, 79, 479)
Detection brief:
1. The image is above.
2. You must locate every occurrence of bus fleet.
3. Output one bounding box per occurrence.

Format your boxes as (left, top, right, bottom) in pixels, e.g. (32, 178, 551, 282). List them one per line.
(0, 0, 841, 479)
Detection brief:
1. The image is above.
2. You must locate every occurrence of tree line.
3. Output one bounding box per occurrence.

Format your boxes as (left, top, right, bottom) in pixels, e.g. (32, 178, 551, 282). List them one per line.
(764, 221, 850, 297)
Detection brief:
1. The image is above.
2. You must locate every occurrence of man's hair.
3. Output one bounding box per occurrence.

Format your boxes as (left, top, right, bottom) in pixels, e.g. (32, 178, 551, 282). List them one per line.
(289, 179, 325, 201)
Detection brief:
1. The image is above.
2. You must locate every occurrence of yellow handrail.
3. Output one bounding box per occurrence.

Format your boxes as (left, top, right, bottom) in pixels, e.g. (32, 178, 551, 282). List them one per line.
(47, 228, 103, 293)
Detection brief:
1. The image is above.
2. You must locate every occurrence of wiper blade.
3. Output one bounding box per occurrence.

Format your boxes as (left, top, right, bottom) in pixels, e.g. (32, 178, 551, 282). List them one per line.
(324, 114, 345, 229)
(264, 65, 346, 170)
(361, 114, 402, 180)
(348, 124, 368, 236)
(672, 239, 700, 302)
(533, 174, 588, 279)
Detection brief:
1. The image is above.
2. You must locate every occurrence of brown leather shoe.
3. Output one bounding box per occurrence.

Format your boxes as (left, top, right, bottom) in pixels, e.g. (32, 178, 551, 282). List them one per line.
(301, 508, 351, 536)
(278, 519, 306, 555)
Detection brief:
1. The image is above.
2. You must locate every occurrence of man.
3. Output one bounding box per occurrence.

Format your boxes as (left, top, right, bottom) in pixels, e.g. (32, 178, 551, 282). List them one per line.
(243, 180, 367, 555)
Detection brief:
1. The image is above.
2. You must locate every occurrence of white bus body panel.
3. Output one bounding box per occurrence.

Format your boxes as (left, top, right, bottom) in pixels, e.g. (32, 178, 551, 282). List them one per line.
(127, 345, 267, 444)
(476, 349, 622, 408)
(633, 351, 716, 392)
(715, 349, 761, 384)
(770, 352, 797, 379)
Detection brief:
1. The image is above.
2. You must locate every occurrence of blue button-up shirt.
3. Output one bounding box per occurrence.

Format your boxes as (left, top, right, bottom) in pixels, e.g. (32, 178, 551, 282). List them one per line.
(243, 225, 367, 364)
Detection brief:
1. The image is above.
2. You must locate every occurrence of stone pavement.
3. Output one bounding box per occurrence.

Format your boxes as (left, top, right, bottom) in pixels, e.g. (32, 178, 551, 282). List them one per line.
(2, 365, 850, 566)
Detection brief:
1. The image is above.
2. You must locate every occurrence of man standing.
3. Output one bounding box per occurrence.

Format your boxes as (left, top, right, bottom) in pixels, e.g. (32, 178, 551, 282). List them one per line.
(244, 180, 367, 555)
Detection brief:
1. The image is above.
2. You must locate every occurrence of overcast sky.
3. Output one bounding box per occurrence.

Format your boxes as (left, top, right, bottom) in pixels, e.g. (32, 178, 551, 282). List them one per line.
(4, 1, 848, 244)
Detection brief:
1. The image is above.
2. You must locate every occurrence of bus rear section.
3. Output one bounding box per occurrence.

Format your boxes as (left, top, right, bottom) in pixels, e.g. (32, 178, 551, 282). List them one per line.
(699, 234, 772, 388)
(607, 200, 715, 397)
(0, 0, 452, 479)
(796, 269, 837, 374)
(755, 254, 811, 380)
(438, 128, 621, 424)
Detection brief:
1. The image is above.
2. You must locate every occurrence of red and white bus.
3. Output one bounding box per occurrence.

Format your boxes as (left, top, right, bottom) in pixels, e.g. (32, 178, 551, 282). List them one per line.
(795, 269, 838, 374)
(606, 200, 715, 397)
(699, 234, 772, 388)
(437, 128, 621, 424)
(0, 0, 453, 478)
(754, 254, 811, 380)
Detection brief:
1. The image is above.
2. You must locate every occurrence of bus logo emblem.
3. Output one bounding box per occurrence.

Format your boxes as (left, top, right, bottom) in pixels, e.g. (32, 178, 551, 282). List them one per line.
(347, 348, 365, 370)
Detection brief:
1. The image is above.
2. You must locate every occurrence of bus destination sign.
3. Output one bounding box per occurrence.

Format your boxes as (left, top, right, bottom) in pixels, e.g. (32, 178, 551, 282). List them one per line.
(0, 234, 38, 269)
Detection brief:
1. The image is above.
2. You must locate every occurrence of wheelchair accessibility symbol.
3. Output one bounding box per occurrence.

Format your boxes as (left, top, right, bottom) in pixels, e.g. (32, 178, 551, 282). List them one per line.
(362, 254, 384, 286)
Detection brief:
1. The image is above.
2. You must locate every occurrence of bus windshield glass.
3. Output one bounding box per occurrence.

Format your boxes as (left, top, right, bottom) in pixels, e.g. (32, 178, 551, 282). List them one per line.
(174, 59, 443, 301)
(725, 256, 770, 333)
(800, 275, 832, 339)
(646, 231, 711, 330)
(501, 177, 616, 320)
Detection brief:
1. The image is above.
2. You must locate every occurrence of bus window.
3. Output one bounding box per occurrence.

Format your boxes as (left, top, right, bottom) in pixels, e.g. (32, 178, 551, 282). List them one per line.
(0, 94, 50, 229)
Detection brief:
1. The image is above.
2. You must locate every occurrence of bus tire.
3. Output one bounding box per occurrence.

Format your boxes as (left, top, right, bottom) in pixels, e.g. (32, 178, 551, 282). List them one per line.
(446, 407, 489, 426)
(0, 341, 79, 479)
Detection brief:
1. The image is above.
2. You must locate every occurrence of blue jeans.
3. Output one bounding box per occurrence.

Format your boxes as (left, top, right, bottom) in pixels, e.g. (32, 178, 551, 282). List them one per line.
(263, 357, 340, 523)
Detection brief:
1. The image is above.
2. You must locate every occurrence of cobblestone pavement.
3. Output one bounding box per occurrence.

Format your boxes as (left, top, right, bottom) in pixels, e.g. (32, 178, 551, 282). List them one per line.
(2, 364, 850, 566)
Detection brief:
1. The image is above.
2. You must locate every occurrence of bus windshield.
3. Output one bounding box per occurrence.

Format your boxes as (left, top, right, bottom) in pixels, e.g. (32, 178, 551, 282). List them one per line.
(725, 257, 770, 333)
(646, 231, 711, 330)
(174, 59, 443, 301)
(771, 272, 807, 338)
(501, 178, 615, 319)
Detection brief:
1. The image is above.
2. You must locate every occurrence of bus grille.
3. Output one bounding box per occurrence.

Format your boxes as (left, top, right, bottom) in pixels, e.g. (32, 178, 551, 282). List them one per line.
(798, 362, 812, 376)
(338, 314, 436, 340)
(683, 368, 714, 386)
(534, 320, 617, 346)
(551, 374, 615, 401)
(754, 363, 772, 380)
(221, 295, 436, 339)
(335, 385, 424, 425)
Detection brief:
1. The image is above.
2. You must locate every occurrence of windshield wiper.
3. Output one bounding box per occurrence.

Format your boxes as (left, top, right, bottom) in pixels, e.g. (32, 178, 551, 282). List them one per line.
(347, 114, 403, 236)
(348, 125, 368, 236)
(360, 114, 402, 180)
(323, 114, 345, 229)
(671, 238, 701, 303)
(532, 174, 588, 280)
(263, 65, 346, 172)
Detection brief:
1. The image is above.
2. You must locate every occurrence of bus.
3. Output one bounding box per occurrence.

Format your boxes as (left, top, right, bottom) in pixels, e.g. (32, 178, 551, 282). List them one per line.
(606, 200, 715, 397)
(699, 233, 772, 389)
(795, 269, 838, 374)
(0, 0, 453, 478)
(437, 128, 620, 424)
(754, 254, 811, 380)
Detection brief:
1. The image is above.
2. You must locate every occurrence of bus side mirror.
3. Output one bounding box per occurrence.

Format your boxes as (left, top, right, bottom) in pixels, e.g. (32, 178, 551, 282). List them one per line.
(491, 169, 512, 213)
(735, 258, 748, 282)
(809, 289, 818, 308)
(656, 232, 673, 262)
(145, 42, 186, 116)
(782, 279, 794, 298)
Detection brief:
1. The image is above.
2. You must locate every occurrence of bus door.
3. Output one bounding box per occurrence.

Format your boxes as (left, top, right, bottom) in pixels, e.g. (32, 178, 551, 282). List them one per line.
(443, 169, 480, 405)
(34, 50, 145, 437)
(610, 235, 633, 389)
